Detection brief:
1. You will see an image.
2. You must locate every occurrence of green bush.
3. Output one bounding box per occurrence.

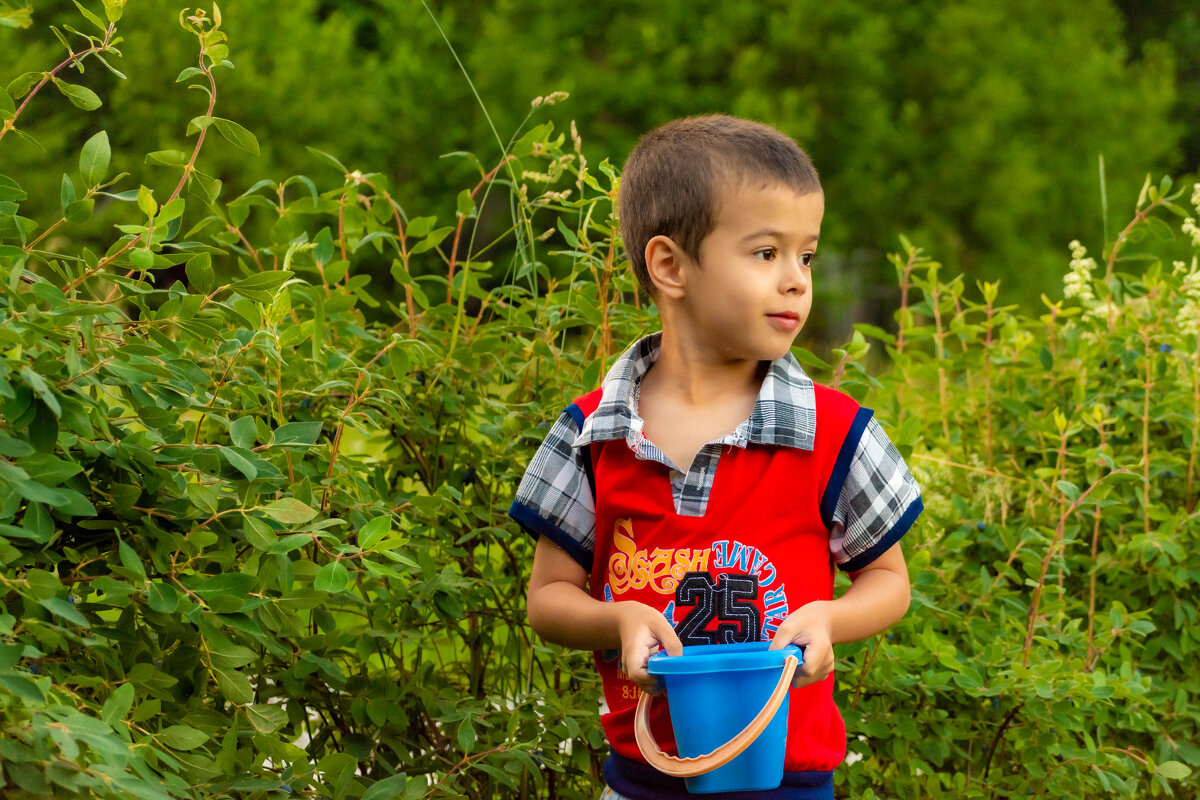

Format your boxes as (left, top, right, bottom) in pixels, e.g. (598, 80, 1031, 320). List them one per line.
(1, 0, 1186, 323)
(1, 4, 1197, 798)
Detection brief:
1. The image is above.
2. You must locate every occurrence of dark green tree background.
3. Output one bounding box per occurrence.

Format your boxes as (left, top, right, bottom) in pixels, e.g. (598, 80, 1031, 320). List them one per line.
(2, 0, 1194, 337)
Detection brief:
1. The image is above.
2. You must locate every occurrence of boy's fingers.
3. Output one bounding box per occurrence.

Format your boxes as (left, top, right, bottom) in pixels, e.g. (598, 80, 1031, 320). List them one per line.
(655, 619, 683, 657)
(632, 672, 663, 695)
(623, 651, 663, 695)
(790, 642, 833, 687)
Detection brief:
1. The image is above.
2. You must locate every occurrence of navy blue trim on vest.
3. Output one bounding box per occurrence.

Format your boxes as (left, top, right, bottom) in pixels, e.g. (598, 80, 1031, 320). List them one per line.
(565, 402, 585, 430)
(819, 406, 874, 530)
(565, 401, 599, 502)
(603, 750, 834, 799)
(839, 495, 924, 573)
(507, 501, 594, 571)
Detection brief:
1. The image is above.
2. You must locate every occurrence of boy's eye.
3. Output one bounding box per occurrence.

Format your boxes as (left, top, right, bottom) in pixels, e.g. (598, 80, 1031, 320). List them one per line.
(754, 248, 778, 262)
(801, 252, 815, 267)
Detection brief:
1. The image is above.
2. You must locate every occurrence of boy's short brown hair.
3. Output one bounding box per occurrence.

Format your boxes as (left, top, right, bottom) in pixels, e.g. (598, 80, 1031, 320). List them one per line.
(618, 114, 822, 297)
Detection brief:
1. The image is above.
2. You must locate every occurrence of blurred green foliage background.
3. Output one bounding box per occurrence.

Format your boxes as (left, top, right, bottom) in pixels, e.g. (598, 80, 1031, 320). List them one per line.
(3, 2, 1200, 797)
(3, 0, 1198, 338)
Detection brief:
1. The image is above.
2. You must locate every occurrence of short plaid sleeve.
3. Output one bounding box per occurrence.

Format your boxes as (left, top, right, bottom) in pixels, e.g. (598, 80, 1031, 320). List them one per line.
(824, 412, 923, 572)
(508, 408, 596, 571)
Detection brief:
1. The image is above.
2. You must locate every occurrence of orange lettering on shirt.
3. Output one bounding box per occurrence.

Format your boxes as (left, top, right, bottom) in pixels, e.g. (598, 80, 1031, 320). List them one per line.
(607, 518, 708, 596)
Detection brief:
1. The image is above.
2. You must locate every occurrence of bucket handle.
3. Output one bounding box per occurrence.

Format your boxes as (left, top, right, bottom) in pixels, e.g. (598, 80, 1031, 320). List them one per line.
(633, 654, 800, 778)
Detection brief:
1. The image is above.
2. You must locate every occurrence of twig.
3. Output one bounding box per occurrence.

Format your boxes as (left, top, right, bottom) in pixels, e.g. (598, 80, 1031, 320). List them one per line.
(982, 701, 1023, 782)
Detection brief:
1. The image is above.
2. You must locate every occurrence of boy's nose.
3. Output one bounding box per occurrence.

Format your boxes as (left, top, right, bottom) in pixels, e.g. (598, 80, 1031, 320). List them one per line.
(780, 257, 810, 293)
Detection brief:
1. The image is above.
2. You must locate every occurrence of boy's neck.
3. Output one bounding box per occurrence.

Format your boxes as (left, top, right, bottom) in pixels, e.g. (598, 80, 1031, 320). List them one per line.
(644, 326, 768, 407)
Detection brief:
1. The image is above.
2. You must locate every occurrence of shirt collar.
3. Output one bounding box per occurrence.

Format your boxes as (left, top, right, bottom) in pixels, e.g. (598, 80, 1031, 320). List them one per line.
(573, 331, 817, 451)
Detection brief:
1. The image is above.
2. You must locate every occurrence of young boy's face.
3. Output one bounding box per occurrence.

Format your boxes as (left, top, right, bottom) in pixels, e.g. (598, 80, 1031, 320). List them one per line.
(680, 181, 824, 363)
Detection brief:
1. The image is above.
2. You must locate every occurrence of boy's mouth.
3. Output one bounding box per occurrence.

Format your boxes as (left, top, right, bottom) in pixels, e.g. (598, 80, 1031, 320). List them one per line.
(766, 312, 800, 331)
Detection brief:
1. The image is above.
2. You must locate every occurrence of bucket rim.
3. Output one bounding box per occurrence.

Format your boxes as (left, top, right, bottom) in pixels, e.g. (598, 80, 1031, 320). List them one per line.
(647, 641, 802, 675)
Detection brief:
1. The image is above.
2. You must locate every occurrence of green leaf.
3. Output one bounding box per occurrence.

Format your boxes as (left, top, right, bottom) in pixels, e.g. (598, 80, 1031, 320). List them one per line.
(6, 124, 45, 154)
(242, 517, 276, 550)
(556, 217, 579, 247)
(185, 252, 215, 292)
(456, 188, 476, 218)
(1056, 481, 1080, 502)
(93, 54, 126, 80)
(219, 446, 257, 481)
(229, 416, 257, 449)
(159, 725, 208, 750)
(314, 560, 349, 593)
(64, 199, 94, 224)
(73, 0, 108, 34)
(358, 516, 391, 550)
(38, 596, 88, 627)
(0, 174, 27, 201)
(305, 145, 348, 173)
(136, 185, 157, 218)
(0, 434, 34, 458)
(146, 582, 180, 614)
(186, 115, 215, 136)
(157, 195, 185, 224)
(245, 704, 287, 734)
(212, 117, 259, 156)
(790, 346, 830, 370)
(183, 572, 256, 598)
(50, 25, 72, 53)
(61, 173, 77, 211)
(213, 665, 254, 705)
(1157, 761, 1192, 780)
(176, 67, 205, 83)
(52, 77, 101, 110)
(271, 421, 322, 447)
(0, 675, 44, 703)
(7, 71, 43, 100)
(0, 3, 33, 29)
(262, 498, 317, 525)
(362, 774, 411, 800)
(231, 270, 293, 296)
(118, 538, 146, 581)
(410, 226, 453, 255)
(101, 683, 135, 728)
(186, 482, 219, 515)
(20, 366, 61, 417)
(405, 216, 436, 238)
(145, 150, 189, 167)
(129, 248, 155, 270)
(457, 717, 476, 752)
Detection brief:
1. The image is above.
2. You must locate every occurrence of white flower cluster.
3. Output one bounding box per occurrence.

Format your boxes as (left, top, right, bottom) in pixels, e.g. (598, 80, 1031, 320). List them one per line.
(1183, 217, 1200, 248)
(1191, 182, 1200, 211)
(1063, 240, 1097, 301)
(1175, 257, 1200, 336)
(1176, 304, 1200, 336)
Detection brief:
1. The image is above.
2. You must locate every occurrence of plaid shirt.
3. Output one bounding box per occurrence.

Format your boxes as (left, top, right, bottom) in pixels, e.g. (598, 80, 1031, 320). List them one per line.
(510, 332, 922, 571)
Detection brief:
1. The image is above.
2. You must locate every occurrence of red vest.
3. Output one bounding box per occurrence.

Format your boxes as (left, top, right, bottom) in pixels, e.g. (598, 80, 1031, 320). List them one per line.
(573, 383, 860, 775)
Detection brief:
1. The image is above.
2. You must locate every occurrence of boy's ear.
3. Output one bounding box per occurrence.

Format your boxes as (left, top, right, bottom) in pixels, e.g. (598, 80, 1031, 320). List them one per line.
(644, 235, 688, 300)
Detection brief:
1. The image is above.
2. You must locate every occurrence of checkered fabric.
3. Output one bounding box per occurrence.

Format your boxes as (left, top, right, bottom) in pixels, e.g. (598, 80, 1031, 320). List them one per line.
(828, 414, 922, 570)
(509, 331, 921, 571)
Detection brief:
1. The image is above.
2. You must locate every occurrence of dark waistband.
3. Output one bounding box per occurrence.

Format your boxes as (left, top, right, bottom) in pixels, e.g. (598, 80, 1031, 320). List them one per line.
(603, 750, 834, 800)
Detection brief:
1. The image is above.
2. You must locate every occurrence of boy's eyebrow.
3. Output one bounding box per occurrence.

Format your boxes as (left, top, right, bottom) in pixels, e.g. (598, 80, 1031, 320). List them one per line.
(740, 228, 820, 244)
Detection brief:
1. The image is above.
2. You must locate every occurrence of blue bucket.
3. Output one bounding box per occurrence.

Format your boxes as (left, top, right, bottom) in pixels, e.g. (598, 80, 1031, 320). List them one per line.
(636, 641, 802, 794)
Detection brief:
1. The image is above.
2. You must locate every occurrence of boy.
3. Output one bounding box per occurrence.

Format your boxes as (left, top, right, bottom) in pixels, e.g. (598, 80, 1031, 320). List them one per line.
(510, 115, 923, 799)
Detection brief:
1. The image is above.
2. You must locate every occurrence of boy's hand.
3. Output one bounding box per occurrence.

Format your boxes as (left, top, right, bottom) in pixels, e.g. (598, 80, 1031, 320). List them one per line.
(616, 601, 683, 696)
(769, 600, 835, 689)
